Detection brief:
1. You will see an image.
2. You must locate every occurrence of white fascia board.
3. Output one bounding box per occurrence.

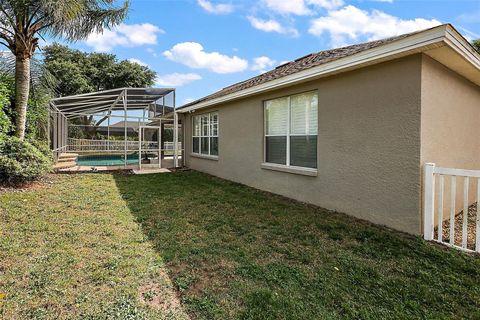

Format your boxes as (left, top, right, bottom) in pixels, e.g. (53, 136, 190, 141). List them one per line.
(444, 25, 480, 70)
(178, 25, 450, 114)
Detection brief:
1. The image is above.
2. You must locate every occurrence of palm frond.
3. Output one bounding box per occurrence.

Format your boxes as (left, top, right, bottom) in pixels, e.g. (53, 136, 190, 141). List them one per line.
(36, 0, 129, 41)
(1, 0, 128, 51)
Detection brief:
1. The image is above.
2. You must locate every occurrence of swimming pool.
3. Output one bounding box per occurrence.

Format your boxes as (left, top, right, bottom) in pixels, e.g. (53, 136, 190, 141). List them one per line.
(76, 154, 140, 166)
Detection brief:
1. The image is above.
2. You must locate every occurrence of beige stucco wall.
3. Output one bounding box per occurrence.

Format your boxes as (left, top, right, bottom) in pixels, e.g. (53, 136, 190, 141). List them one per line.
(420, 55, 480, 224)
(183, 55, 424, 234)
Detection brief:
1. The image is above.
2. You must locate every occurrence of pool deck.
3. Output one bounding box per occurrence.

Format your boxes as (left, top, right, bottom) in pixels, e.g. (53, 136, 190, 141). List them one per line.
(132, 168, 171, 175)
(57, 158, 177, 174)
(58, 165, 137, 173)
(57, 165, 173, 174)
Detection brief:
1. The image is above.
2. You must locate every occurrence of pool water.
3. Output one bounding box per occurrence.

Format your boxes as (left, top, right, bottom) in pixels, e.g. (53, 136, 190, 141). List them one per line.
(76, 154, 140, 166)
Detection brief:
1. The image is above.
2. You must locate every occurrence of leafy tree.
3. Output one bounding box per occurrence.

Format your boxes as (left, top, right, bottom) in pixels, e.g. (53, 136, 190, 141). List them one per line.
(0, 75, 14, 136)
(26, 86, 50, 140)
(45, 59, 93, 94)
(0, 53, 57, 140)
(43, 43, 156, 96)
(0, 0, 128, 140)
(113, 60, 157, 89)
(472, 40, 480, 53)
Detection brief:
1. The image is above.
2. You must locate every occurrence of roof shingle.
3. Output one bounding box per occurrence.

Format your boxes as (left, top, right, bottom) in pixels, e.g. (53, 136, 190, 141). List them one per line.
(180, 26, 441, 109)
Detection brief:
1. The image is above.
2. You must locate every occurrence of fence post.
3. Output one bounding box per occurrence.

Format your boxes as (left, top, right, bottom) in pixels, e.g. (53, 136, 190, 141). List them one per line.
(424, 163, 436, 240)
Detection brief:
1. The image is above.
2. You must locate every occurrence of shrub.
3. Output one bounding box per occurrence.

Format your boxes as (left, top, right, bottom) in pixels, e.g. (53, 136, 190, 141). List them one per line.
(0, 79, 13, 137)
(0, 136, 52, 185)
(29, 139, 53, 162)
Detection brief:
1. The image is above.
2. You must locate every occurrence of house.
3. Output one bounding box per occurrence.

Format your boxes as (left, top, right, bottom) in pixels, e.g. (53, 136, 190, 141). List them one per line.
(176, 24, 480, 235)
(95, 121, 141, 137)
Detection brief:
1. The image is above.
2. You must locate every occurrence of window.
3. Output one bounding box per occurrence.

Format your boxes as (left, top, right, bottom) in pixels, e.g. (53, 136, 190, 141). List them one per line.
(193, 112, 218, 156)
(264, 91, 318, 169)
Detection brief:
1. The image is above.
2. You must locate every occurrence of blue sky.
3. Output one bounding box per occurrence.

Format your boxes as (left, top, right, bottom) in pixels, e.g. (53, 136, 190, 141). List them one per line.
(66, 0, 480, 106)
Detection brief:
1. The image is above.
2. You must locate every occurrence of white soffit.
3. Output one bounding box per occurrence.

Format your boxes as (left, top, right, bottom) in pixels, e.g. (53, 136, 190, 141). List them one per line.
(425, 26, 480, 86)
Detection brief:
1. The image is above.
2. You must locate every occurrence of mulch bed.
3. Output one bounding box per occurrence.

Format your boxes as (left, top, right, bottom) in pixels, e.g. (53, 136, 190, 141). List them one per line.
(0, 175, 57, 193)
(435, 203, 478, 251)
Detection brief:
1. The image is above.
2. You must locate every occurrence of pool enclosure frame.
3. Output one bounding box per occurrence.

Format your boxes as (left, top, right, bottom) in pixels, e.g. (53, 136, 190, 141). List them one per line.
(49, 87, 182, 169)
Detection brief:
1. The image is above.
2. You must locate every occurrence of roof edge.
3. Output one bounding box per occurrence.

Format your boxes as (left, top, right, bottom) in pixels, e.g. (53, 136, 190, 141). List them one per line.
(444, 24, 480, 70)
(178, 24, 474, 114)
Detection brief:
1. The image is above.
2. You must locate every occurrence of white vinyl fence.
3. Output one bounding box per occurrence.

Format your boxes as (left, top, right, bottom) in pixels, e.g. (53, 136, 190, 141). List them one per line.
(67, 138, 181, 153)
(424, 163, 480, 253)
(68, 138, 141, 152)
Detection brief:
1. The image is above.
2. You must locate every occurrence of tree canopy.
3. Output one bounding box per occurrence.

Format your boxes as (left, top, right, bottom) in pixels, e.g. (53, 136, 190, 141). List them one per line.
(44, 43, 157, 97)
(0, 71, 49, 139)
(0, 74, 14, 136)
(473, 40, 480, 53)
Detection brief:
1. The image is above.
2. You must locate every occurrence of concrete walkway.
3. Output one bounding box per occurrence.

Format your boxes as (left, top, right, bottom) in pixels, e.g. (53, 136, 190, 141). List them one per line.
(58, 165, 173, 174)
(133, 168, 171, 175)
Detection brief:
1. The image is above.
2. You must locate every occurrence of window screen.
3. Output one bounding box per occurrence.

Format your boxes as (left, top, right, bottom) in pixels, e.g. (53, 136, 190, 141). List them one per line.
(264, 92, 317, 169)
(192, 112, 219, 156)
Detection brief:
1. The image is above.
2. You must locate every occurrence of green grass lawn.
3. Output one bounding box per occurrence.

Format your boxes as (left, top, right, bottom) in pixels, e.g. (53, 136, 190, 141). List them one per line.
(1, 171, 479, 319)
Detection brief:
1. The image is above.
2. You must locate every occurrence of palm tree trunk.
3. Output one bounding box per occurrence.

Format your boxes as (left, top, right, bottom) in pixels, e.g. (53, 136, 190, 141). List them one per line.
(14, 56, 31, 140)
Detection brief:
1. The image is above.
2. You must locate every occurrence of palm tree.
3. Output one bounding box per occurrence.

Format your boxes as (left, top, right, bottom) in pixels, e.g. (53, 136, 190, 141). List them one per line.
(0, 0, 128, 140)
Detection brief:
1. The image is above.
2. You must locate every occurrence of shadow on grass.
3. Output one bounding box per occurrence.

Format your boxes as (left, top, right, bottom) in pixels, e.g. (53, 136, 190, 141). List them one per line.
(114, 170, 480, 320)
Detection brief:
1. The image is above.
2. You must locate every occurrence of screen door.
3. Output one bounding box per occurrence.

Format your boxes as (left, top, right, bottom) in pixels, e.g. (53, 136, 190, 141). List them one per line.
(139, 126, 162, 169)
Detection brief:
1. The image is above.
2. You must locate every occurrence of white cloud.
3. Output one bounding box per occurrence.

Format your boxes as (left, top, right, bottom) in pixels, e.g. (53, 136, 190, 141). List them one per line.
(261, 0, 343, 15)
(86, 29, 128, 52)
(307, 0, 344, 10)
(252, 56, 276, 73)
(155, 73, 202, 87)
(309, 5, 441, 47)
(262, 0, 311, 15)
(116, 24, 163, 46)
(251, 0, 342, 36)
(247, 16, 299, 37)
(247, 16, 282, 33)
(163, 42, 248, 74)
(128, 58, 148, 67)
(197, 0, 233, 14)
(85, 23, 164, 52)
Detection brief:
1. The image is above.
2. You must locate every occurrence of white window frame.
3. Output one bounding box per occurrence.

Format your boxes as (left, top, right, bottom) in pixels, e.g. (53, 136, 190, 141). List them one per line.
(192, 111, 218, 157)
(263, 91, 318, 170)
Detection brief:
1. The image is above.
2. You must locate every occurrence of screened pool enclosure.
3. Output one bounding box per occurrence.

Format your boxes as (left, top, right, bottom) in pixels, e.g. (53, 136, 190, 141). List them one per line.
(49, 88, 182, 169)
